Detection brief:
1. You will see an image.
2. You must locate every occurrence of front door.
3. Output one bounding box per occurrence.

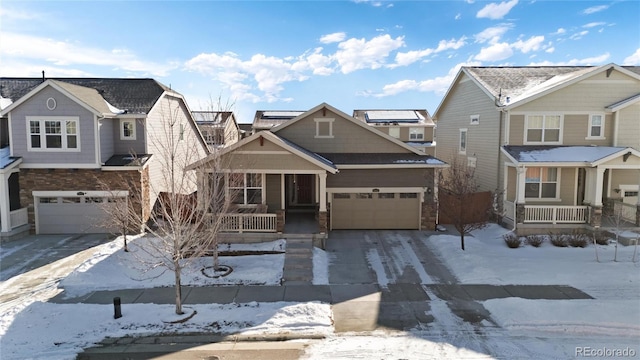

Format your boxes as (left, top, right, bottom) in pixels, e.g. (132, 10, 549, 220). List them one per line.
(295, 174, 314, 205)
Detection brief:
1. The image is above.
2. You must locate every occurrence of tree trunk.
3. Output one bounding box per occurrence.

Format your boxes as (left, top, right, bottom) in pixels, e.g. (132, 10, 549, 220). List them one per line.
(123, 234, 129, 252)
(460, 232, 465, 251)
(174, 263, 183, 315)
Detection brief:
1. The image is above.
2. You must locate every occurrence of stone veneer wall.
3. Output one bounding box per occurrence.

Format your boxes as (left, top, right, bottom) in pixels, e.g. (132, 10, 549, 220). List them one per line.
(421, 201, 437, 230)
(19, 168, 149, 231)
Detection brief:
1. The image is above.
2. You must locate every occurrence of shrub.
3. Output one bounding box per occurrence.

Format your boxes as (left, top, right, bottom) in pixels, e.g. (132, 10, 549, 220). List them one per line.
(503, 232, 522, 248)
(526, 234, 544, 247)
(549, 232, 568, 247)
(592, 231, 610, 245)
(568, 230, 589, 248)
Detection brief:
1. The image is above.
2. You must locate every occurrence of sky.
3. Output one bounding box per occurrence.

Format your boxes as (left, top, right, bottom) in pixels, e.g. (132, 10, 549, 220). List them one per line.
(1, 0, 639, 123)
(1, 226, 638, 359)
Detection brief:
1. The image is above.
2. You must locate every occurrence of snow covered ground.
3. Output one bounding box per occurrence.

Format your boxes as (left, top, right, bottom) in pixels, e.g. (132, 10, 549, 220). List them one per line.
(1, 225, 639, 359)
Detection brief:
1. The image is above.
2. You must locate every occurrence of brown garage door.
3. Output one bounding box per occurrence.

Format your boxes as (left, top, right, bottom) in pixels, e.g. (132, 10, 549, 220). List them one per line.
(331, 192, 420, 229)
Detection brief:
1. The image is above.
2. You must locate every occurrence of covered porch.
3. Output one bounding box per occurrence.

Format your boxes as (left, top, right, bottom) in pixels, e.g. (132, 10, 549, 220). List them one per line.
(501, 146, 640, 232)
(0, 150, 29, 241)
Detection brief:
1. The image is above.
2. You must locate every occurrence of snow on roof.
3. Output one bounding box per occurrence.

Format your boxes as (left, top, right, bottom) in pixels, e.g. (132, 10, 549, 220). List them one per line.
(0, 96, 12, 110)
(1, 146, 19, 169)
(504, 146, 627, 163)
(365, 110, 424, 122)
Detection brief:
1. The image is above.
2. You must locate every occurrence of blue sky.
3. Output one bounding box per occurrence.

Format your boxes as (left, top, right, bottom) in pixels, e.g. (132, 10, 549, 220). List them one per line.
(1, 1, 639, 123)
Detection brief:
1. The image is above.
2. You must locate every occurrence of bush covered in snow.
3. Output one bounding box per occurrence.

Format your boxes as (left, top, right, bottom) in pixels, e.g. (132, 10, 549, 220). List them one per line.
(549, 233, 569, 247)
(568, 230, 589, 248)
(526, 234, 545, 247)
(503, 232, 522, 248)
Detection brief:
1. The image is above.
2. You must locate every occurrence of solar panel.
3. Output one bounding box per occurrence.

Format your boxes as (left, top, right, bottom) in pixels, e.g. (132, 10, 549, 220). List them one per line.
(365, 110, 424, 123)
(261, 111, 304, 119)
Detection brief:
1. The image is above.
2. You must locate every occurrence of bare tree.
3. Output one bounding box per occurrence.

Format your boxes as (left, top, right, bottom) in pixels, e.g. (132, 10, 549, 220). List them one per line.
(438, 155, 493, 251)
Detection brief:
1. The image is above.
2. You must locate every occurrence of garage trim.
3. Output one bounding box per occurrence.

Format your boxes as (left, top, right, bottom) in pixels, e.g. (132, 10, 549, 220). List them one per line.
(33, 190, 129, 234)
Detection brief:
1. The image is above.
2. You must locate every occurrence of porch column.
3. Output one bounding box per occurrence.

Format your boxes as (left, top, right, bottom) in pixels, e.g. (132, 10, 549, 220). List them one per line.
(318, 172, 328, 233)
(583, 168, 595, 205)
(277, 173, 285, 233)
(0, 174, 10, 232)
(515, 166, 526, 224)
(589, 167, 605, 228)
(637, 170, 640, 226)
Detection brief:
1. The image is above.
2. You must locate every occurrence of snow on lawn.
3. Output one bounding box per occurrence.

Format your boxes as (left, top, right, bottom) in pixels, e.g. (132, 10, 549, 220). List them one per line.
(1, 301, 332, 360)
(425, 224, 640, 293)
(60, 237, 286, 297)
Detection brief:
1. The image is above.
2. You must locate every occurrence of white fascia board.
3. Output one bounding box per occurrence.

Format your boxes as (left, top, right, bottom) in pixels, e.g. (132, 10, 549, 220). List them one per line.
(336, 164, 448, 169)
(0, 158, 22, 174)
(20, 163, 101, 169)
(101, 166, 144, 171)
(592, 147, 640, 166)
(327, 187, 425, 192)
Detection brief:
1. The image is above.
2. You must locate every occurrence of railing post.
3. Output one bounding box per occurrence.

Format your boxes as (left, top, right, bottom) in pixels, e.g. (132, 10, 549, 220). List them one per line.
(552, 207, 557, 224)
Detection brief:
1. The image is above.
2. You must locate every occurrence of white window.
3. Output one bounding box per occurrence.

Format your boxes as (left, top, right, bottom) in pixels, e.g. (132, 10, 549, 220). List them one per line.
(525, 167, 558, 199)
(388, 127, 400, 138)
(120, 119, 136, 140)
(314, 118, 334, 138)
(409, 127, 424, 140)
(470, 114, 480, 125)
(27, 116, 80, 151)
(587, 114, 605, 139)
(228, 173, 262, 205)
(525, 114, 562, 144)
(459, 128, 467, 154)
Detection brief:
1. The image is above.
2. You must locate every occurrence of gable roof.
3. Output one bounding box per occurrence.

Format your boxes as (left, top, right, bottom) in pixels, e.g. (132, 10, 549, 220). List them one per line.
(253, 110, 305, 130)
(319, 152, 447, 167)
(192, 111, 236, 126)
(434, 64, 640, 117)
(0, 77, 172, 114)
(272, 102, 427, 155)
(187, 130, 338, 173)
(352, 109, 435, 126)
(501, 145, 640, 166)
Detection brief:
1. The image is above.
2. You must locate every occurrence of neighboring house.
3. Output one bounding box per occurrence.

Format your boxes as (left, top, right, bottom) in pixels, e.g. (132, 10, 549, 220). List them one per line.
(237, 123, 253, 138)
(188, 103, 447, 234)
(433, 63, 640, 233)
(352, 109, 436, 155)
(251, 110, 305, 133)
(192, 111, 241, 149)
(0, 77, 208, 238)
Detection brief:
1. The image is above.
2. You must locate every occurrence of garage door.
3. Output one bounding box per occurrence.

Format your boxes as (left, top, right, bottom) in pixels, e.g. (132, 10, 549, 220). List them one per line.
(331, 192, 420, 229)
(36, 195, 123, 234)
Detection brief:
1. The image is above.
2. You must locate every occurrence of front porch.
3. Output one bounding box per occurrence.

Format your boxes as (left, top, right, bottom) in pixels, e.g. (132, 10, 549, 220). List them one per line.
(1, 153, 30, 241)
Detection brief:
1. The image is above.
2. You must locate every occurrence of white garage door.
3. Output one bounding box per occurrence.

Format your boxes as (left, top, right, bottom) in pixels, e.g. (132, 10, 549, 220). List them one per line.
(36, 195, 124, 234)
(331, 192, 420, 230)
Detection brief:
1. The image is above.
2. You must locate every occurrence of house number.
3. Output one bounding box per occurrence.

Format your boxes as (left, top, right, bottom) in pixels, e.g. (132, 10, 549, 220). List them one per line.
(46, 97, 57, 110)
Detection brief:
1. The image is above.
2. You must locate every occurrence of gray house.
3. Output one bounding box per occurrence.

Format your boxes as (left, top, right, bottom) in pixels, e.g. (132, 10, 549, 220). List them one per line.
(0, 77, 208, 238)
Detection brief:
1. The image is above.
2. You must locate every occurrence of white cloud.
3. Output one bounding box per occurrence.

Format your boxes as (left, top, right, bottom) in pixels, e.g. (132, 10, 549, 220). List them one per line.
(582, 5, 608, 15)
(583, 22, 606, 28)
(334, 34, 405, 74)
(623, 48, 640, 65)
(455, 13, 461, 20)
(476, 0, 519, 20)
(0, 7, 40, 20)
(320, 32, 346, 44)
(569, 30, 589, 40)
(393, 37, 466, 67)
(528, 52, 610, 66)
(474, 42, 513, 61)
(512, 35, 544, 53)
(553, 28, 566, 35)
(0, 32, 176, 77)
(475, 24, 512, 44)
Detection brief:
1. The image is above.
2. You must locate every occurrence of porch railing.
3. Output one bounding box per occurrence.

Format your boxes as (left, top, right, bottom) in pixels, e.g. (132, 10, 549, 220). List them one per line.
(613, 201, 637, 223)
(9, 207, 29, 229)
(220, 213, 277, 233)
(524, 205, 590, 224)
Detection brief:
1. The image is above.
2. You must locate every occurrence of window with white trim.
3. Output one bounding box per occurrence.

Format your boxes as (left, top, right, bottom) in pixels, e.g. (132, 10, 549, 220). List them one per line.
(120, 119, 136, 140)
(27, 117, 79, 151)
(587, 114, 605, 139)
(388, 127, 400, 138)
(459, 128, 467, 154)
(525, 167, 558, 199)
(409, 127, 424, 140)
(525, 115, 561, 144)
(314, 118, 334, 138)
(228, 173, 262, 205)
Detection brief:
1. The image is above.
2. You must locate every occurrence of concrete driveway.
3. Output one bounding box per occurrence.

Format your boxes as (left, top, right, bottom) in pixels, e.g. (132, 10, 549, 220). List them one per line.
(0, 233, 114, 281)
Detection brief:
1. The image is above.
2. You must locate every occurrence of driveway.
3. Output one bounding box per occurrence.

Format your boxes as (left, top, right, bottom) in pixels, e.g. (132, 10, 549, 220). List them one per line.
(0, 233, 114, 281)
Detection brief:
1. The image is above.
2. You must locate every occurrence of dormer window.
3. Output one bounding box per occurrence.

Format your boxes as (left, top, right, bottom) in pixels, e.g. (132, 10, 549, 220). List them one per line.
(120, 119, 136, 140)
(314, 118, 334, 138)
(409, 127, 424, 140)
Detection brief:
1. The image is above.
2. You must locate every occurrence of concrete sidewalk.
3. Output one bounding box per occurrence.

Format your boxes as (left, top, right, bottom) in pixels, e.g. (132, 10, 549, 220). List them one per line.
(51, 283, 592, 305)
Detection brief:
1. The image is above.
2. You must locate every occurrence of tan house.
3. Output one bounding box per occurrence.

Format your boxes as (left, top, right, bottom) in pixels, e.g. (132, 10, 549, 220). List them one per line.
(433, 64, 640, 233)
(192, 111, 241, 150)
(352, 109, 436, 155)
(189, 103, 447, 235)
(0, 77, 208, 238)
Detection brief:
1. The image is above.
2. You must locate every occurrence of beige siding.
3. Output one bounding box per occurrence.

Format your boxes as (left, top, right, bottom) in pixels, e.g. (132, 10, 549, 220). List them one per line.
(616, 103, 640, 149)
(515, 70, 640, 113)
(435, 74, 503, 192)
(609, 170, 640, 199)
(327, 168, 428, 188)
(562, 114, 613, 145)
(236, 137, 284, 152)
(221, 153, 326, 171)
(275, 108, 410, 154)
(265, 174, 282, 211)
(224, 118, 240, 145)
(508, 114, 524, 145)
(145, 95, 208, 208)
